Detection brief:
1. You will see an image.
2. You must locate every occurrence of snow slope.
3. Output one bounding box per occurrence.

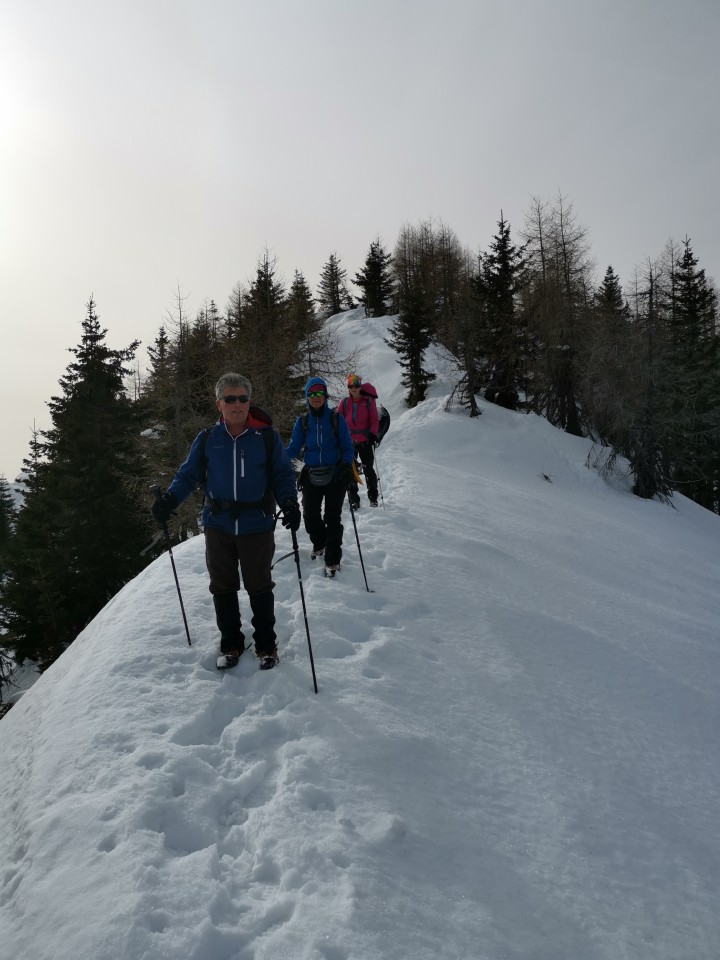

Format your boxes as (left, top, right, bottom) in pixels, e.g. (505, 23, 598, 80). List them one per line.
(1, 310, 719, 960)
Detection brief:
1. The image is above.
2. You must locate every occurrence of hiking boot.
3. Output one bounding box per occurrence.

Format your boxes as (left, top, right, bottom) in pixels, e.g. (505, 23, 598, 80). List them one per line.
(216, 647, 243, 670)
(369, 497, 378, 507)
(324, 563, 340, 578)
(310, 546, 325, 560)
(257, 647, 279, 670)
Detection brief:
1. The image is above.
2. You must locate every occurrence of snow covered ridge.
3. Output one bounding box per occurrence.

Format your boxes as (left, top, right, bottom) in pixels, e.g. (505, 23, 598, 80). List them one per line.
(2, 311, 720, 959)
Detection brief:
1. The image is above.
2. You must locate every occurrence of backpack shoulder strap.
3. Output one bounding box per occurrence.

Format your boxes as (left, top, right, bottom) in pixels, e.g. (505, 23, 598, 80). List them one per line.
(263, 427, 274, 481)
(199, 426, 212, 479)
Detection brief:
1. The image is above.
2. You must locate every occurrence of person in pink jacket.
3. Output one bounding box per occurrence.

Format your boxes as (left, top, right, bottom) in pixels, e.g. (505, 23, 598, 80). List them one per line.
(337, 372, 380, 508)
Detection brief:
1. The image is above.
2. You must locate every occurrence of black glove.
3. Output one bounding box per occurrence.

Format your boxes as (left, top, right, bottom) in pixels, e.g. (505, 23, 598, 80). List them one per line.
(281, 499, 301, 532)
(151, 492, 177, 524)
(335, 462, 352, 487)
(368, 433, 378, 446)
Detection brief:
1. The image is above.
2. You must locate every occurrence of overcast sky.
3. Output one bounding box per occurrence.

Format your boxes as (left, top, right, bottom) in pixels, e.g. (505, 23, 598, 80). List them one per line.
(2, 0, 718, 483)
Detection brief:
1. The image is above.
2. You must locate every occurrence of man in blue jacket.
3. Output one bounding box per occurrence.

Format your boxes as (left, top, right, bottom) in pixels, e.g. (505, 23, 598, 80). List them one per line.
(151, 373, 300, 671)
(286, 377, 354, 578)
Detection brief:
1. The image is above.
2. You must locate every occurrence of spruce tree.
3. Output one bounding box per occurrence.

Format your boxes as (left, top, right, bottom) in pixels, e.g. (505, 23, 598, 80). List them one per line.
(0, 475, 16, 573)
(239, 253, 303, 435)
(354, 239, 395, 317)
(623, 260, 674, 501)
(666, 239, 720, 509)
(580, 265, 633, 445)
(317, 253, 354, 319)
(0, 429, 55, 666)
(0, 473, 18, 705)
(386, 276, 436, 407)
(0, 299, 150, 669)
(287, 270, 321, 372)
(478, 214, 528, 411)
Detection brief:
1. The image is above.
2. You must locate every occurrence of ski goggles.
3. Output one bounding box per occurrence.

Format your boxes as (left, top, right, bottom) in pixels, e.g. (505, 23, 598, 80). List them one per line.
(307, 390, 326, 398)
(221, 394, 250, 404)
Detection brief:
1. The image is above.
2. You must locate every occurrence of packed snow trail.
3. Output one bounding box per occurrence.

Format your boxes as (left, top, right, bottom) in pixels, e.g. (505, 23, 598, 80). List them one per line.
(1, 310, 719, 959)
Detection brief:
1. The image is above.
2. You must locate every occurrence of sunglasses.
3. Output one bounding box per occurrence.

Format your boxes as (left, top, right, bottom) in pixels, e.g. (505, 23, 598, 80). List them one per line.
(222, 394, 250, 404)
(307, 390, 326, 399)
(348, 384, 361, 390)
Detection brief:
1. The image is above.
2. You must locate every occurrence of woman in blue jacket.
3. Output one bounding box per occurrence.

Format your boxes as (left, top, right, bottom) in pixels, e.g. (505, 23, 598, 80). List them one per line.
(151, 373, 300, 670)
(286, 377, 354, 577)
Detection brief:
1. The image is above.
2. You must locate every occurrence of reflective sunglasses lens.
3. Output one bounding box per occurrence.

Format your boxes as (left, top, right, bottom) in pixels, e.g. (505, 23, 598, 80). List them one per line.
(223, 394, 250, 404)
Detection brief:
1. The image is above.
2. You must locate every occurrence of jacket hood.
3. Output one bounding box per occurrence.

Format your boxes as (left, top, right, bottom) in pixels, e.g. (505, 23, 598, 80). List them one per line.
(303, 377, 329, 410)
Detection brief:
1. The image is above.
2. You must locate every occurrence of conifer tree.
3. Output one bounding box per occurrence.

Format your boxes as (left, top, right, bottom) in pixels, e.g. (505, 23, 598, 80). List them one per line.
(0, 645, 13, 709)
(354, 239, 395, 317)
(239, 253, 303, 435)
(137, 290, 227, 540)
(0, 475, 16, 572)
(624, 260, 675, 500)
(389, 225, 438, 407)
(477, 213, 528, 411)
(579, 265, 633, 445)
(0, 428, 55, 667)
(386, 272, 436, 407)
(287, 270, 321, 371)
(0, 473, 18, 704)
(0, 299, 150, 669)
(666, 238, 720, 509)
(317, 253, 354, 319)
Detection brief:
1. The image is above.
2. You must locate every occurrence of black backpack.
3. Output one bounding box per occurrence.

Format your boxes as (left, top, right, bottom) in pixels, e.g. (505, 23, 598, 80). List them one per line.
(376, 404, 390, 445)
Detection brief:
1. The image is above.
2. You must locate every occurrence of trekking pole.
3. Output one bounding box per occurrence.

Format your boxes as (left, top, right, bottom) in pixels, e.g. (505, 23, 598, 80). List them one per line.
(374, 446, 385, 510)
(150, 485, 192, 647)
(347, 492, 373, 592)
(290, 528, 319, 694)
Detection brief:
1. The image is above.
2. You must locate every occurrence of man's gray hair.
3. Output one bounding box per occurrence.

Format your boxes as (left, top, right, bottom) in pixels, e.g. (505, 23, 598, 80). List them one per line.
(215, 373, 252, 400)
